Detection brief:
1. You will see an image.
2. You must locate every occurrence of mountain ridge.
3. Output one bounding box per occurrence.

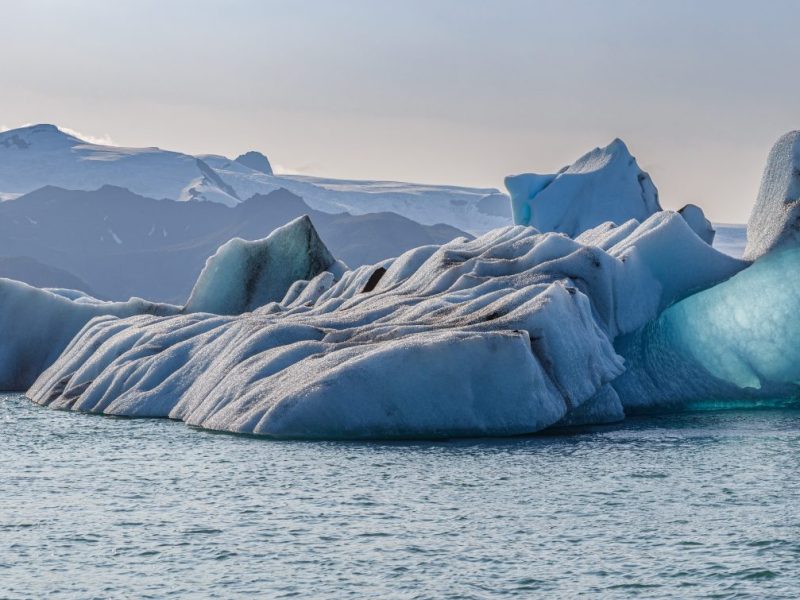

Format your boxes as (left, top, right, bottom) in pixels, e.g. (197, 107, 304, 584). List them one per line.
(0, 124, 510, 233)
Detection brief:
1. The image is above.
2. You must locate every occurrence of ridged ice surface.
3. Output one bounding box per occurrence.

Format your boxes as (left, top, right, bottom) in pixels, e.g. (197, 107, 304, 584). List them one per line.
(0, 279, 178, 391)
(28, 213, 744, 439)
(0, 217, 338, 392)
(745, 131, 800, 260)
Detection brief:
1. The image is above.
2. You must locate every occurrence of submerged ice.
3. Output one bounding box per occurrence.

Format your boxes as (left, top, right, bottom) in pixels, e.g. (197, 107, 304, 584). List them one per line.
(614, 247, 800, 410)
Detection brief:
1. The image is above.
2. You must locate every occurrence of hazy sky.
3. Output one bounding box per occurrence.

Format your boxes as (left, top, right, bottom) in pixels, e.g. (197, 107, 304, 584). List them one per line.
(3, 0, 799, 222)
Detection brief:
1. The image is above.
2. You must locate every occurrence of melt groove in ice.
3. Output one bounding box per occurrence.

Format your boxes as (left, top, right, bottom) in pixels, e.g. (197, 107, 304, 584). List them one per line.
(27, 213, 743, 439)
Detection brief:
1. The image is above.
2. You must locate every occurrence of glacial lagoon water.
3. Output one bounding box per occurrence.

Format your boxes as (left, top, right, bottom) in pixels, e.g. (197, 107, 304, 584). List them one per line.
(1, 392, 799, 599)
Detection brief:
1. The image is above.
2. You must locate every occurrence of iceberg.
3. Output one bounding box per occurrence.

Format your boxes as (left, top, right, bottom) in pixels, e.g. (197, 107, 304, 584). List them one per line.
(21, 131, 800, 440)
(184, 215, 343, 315)
(506, 139, 716, 246)
(615, 131, 800, 409)
(0, 279, 177, 391)
(614, 247, 800, 410)
(28, 212, 744, 438)
(505, 139, 662, 237)
(744, 131, 800, 260)
(678, 204, 715, 245)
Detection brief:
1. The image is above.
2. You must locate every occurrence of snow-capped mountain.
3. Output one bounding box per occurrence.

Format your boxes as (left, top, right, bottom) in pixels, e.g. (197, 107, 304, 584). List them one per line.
(0, 124, 510, 233)
(0, 124, 241, 206)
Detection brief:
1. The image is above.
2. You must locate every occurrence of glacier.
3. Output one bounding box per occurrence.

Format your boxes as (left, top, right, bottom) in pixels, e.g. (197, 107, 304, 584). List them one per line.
(0, 124, 510, 235)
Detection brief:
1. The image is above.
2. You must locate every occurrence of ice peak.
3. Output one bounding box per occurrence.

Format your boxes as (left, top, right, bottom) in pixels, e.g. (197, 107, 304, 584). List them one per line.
(505, 138, 661, 237)
(744, 130, 800, 260)
(184, 215, 336, 315)
(607, 137, 630, 153)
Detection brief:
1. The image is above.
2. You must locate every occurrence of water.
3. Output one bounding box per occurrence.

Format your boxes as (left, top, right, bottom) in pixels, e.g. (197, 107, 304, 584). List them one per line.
(2, 393, 799, 599)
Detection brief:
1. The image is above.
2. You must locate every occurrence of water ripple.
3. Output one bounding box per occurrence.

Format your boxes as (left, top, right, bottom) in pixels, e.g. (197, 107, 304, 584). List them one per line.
(1, 394, 799, 598)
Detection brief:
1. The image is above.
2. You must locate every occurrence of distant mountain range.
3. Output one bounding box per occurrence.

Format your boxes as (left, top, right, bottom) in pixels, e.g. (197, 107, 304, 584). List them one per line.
(0, 185, 469, 303)
(0, 124, 510, 234)
(0, 256, 96, 295)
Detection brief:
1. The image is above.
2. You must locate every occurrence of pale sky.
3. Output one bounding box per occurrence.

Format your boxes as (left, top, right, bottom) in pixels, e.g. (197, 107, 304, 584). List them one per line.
(3, 0, 799, 223)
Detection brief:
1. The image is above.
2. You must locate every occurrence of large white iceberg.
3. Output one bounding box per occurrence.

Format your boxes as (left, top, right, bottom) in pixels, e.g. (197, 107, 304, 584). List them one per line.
(28, 213, 744, 438)
(505, 139, 661, 237)
(506, 139, 716, 246)
(23, 131, 800, 440)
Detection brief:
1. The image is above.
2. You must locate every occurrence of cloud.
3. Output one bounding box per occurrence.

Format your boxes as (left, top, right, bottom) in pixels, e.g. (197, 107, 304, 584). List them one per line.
(59, 126, 116, 146)
(1, 123, 116, 145)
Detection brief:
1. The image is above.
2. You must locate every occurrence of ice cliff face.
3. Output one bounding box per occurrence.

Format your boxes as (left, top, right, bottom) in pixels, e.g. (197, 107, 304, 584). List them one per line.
(27, 213, 743, 438)
(744, 131, 800, 260)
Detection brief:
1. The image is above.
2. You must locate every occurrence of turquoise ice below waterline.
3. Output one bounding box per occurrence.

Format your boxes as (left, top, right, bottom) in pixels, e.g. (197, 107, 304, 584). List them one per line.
(2, 393, 799, 599)
(662, 247, 800, 389)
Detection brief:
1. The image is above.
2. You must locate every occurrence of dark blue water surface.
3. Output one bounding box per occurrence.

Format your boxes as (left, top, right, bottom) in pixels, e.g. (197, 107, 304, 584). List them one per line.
(1, 393, 798, 598)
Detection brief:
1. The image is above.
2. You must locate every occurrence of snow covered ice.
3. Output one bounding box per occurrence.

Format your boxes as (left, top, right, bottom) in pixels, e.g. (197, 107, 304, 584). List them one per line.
(744, 131, 800, 260)
(28, 212, 743, 438)
(505, 139, 662, 237)
(506, 139, 715, 244)
(0, 124, 510, 235)
(19, 131, 800, 439)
